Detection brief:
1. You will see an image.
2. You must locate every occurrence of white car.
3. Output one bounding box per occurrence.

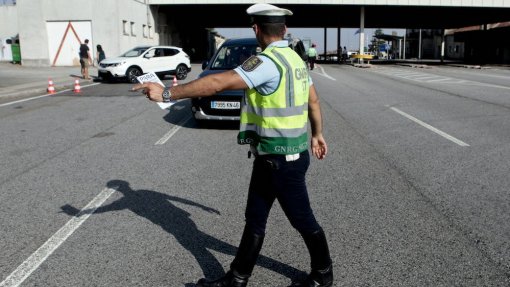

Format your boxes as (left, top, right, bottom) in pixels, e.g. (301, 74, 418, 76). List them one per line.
(98, 45, 191, 83)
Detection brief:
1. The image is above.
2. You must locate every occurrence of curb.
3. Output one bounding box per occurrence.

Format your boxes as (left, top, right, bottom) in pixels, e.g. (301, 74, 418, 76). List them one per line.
(396, 63, 431, 69)
(0, 78, 92, 99)
(353, 63, 373, 68)
(447, 64, 489, 69)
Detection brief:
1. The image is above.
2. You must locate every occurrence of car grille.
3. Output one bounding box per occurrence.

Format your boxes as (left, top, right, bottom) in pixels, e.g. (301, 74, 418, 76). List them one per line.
(198, 95, 242, 117)
(100, 63, 117, 68)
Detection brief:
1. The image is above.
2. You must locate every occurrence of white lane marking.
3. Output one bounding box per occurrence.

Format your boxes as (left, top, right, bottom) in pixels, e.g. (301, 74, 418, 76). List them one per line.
(427, 78, 453, 82)
(412, 76, 442, 81)
(310, 65, 336, 81)
(0, 186, 117, 287)
(387, 105, 470, 147)
(155, 115, 192, 145)
(374, 68, 510, 90)
(463, 81, 510, 91)
(0, 83, 101, 108)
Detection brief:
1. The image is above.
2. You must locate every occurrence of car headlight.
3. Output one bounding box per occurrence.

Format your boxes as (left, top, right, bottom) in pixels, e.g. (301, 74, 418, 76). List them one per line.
(112, 61, 126, 67)
(101, 61, 125, 68)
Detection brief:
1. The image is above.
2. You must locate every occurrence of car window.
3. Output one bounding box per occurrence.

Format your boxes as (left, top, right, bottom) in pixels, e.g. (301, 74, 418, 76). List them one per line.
(145, 48, 157, 58)
(211, 44, 259, 70)
(121, 47, 149, 57)
(162, 48, 179, 56)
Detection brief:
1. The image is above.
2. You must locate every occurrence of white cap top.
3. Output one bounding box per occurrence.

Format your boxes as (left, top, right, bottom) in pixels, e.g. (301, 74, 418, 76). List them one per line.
(246, 3, 293, 16)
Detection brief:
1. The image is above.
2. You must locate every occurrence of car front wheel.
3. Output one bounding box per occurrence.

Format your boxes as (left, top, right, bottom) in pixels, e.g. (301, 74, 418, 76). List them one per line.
(175, 64, 188, 80)
(126, 67, 142, 83)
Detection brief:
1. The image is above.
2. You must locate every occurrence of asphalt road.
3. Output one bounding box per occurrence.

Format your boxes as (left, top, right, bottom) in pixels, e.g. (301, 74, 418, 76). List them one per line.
(0, 64, 509, 286)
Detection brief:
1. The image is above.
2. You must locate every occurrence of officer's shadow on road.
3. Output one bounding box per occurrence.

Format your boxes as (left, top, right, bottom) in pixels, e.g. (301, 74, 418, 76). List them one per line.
(60, 179, 305, 286)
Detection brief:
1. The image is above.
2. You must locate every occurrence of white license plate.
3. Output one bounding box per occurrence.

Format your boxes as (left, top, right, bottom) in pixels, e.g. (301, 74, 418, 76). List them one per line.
(211, 101, 240, 109)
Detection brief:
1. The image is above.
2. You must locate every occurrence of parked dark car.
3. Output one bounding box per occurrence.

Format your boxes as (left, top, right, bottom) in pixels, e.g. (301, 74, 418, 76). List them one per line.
(287, 37, 308, 62)
(191, 38, 260, 122)
(191, 37, 308, 123)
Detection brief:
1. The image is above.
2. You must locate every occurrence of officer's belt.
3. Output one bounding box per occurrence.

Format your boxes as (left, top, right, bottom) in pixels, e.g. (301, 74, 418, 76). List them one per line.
(249, 145, 301, 162)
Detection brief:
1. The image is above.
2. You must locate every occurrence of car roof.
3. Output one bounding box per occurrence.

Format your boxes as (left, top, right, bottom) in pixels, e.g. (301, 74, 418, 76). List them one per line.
(220, 38, 258, 46)
(132, 45, 182, 49)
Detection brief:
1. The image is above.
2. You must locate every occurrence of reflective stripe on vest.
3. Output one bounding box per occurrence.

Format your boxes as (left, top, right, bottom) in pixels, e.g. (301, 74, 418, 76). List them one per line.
(237, 46, 309, 155)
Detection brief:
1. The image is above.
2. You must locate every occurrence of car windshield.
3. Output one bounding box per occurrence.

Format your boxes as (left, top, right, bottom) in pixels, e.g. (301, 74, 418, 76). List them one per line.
(210, 44, 259, 70)
(120, 47, 149, 57)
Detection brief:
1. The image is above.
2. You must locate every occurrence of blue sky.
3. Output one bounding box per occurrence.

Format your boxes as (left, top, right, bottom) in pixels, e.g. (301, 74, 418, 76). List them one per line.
(216, 27, 405, 52)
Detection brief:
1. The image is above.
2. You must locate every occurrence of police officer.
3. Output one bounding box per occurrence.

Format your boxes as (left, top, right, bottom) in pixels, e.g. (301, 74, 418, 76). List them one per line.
(307, 43, 318, 70)
(132, 3, 333, 287)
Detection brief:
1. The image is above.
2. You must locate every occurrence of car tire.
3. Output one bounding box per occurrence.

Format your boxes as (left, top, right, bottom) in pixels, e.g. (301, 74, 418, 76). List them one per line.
(126, 67, 142, 83)
(175, 64, 188, 80)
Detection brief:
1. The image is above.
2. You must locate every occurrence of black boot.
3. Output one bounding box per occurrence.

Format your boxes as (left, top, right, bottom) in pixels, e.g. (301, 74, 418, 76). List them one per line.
(288, 265, 333, 287)
(196, 226, 265, 287)
(289, 228, 333, 287)
(195, 270, 249, 287)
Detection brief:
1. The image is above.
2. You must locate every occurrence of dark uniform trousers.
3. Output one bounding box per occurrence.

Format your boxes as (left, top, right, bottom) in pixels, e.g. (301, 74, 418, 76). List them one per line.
(245, 150, 321, 236)
(226, 149, 331, 282)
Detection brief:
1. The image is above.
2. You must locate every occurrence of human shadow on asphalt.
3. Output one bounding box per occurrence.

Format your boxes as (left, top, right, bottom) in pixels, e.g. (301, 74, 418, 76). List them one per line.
(60, 179, 305, 286)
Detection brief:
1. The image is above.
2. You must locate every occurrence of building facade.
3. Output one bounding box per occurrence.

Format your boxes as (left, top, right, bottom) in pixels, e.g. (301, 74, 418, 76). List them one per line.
(1, 0, 167, 66)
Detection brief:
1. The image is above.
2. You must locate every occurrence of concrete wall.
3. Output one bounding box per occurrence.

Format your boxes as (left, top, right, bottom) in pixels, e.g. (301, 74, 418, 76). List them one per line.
(0, 4, 18, 39)
(0, 4, 18, 62)
(16, 0, 161, 66)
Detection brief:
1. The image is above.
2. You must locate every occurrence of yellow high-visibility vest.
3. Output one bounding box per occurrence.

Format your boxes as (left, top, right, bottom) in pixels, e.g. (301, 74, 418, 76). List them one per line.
(238, 46, 309, 155)
(308, 47, 317, 57)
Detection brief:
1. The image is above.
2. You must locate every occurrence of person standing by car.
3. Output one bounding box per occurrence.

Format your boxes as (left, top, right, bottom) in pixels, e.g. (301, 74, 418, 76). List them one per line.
(307, 43, 318, 70)
(95, 44, 106, 80)
(96, 44, 105, 65)
(132, 3, 333, 287)
(79, 39, 92, 80)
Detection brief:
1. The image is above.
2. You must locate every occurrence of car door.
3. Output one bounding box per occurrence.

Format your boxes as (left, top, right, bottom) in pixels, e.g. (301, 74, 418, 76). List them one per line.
(141, 47, 160, 73)
(156, 48, 179, 73)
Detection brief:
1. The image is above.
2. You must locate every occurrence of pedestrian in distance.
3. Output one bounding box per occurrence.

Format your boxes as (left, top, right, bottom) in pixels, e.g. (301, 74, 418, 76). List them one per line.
(307, 43, 318, 70)
(342, 46, 348, 63)
(132, 3, 333, 287)
(79, 39, 92, 80)
(95, 44, 106, 81)
(96, 44, 105, 65)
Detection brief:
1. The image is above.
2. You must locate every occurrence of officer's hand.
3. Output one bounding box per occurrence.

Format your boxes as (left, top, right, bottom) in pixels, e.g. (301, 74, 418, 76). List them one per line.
(132, 82, 165, 102)
(311, 135, 327, 160)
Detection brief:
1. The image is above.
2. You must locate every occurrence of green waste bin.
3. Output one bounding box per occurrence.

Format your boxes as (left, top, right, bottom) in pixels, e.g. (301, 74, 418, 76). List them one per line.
(11, 44, 21, 64)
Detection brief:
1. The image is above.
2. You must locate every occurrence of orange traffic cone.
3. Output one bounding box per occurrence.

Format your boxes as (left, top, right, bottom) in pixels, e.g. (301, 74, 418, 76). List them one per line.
(172, 76, 178, 87)
(73, 79, 81, 93)
(47, 78, 56, 94)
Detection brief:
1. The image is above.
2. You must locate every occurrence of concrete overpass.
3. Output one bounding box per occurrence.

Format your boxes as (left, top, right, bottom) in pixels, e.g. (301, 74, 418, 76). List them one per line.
(150, 0, 510, 62)
(152, 0, 510, 29)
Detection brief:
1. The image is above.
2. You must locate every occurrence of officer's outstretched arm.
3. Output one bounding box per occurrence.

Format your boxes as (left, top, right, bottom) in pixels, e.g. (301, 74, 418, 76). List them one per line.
(308, 84, 327, 160)
(132, 70, 248, 102)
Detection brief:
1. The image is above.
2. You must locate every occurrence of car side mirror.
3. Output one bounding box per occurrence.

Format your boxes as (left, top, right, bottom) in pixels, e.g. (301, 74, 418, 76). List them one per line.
(144, 54, 152, 59)
(202, 61, 209, 70)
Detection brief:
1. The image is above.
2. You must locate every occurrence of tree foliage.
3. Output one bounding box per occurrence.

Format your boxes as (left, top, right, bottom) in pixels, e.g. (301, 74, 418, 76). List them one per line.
(369, 28, 386, 53)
